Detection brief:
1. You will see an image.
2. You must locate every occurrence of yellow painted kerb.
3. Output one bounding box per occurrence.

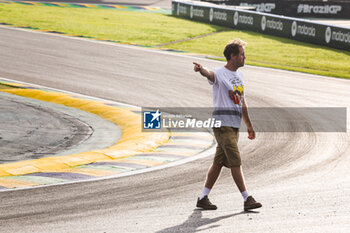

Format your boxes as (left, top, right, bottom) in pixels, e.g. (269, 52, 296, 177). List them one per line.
(0, 85, 170, 177)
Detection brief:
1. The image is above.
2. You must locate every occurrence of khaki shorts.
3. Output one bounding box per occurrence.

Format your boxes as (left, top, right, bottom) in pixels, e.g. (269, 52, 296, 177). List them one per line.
(213, 126, 241, 167)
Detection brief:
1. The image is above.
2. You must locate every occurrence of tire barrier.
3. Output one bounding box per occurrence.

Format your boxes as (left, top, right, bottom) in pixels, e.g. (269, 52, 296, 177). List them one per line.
(172, 0, 350, 51)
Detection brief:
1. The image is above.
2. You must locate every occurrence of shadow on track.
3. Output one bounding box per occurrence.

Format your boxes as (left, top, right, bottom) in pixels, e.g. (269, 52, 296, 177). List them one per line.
(156, 209, 259, 232)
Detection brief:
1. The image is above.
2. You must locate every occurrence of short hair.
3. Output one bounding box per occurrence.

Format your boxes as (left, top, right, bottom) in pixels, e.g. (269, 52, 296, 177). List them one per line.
(223, 38, 247, 61)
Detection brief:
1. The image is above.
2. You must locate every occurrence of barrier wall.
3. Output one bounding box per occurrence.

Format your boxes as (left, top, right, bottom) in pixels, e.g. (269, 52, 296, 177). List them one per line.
(172, 0, 350, 51)
(205, 0, 350, 18)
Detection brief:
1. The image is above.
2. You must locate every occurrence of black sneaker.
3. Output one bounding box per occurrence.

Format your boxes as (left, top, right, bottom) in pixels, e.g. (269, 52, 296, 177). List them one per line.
(244, 196, 262, 211)
(196, 195, 217, 210)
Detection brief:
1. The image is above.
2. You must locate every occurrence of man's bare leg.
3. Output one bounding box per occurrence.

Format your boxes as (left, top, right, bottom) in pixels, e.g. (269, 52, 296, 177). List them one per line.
(198, 163, 222, 200)
(230, 166, 247, 193)
(231, 166, 262, 210)
(196, 163, 223, 210)
(204, 163, 223, 189)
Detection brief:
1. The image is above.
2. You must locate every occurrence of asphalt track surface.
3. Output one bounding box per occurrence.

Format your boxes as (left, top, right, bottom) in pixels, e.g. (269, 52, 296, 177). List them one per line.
(0, 91, 92, 162)
(0, 90, 122, 163)
(0, 18, 350, 233)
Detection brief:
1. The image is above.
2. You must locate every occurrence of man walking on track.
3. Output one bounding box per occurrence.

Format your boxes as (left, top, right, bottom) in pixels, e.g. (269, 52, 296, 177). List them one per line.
(193, 39, 262, 211)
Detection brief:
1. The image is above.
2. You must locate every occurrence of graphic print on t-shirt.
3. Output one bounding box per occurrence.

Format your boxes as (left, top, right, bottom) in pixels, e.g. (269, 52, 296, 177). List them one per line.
(228, 85, 244, 106)
(211, 66, 244, 128)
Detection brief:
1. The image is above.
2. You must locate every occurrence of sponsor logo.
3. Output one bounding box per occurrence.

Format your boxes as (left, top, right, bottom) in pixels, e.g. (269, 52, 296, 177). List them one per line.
(291, 21, 297, 37)
(192, 7, 204, 18)
(178, 4, 187, 15)
(261, 16, 266, 31)
(209, 9, 227, 22)
(324, 26, 350, 44)
(332, 30, 350, 43)
(239, 14, 254, 25)
(298, 25, 316, 37)
(291, 21, 316, 37)
(267, 19, 283, 31)
(143, 110, 161, 129)
(261, 16, 283, 31)
(213, 10, 227, 21)
(234, 12, 253, 26)
(240, 3, 276, 12)
(234, 11, 239, 26)
(325, 27, 332, 43)
(209, 8, 213, 22)
(297, 4, 342, 14)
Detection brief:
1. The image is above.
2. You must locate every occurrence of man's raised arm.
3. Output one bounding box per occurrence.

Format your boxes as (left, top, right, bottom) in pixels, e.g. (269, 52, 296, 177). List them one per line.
(193, 62, 215, 83)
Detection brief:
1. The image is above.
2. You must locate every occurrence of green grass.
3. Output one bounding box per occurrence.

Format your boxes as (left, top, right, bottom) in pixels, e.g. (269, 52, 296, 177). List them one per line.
(0, 3, 222, 46)
(166, 30, 350, 79)
(0, 2, 349, 79)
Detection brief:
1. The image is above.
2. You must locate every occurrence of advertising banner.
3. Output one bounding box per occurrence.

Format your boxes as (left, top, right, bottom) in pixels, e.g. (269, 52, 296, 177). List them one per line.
(204, 0, 350, 18)
(172, 0, 350, 51)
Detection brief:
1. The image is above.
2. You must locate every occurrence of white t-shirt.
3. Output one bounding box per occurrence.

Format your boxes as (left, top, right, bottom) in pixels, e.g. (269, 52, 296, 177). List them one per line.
(209, 66, 245, 128)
